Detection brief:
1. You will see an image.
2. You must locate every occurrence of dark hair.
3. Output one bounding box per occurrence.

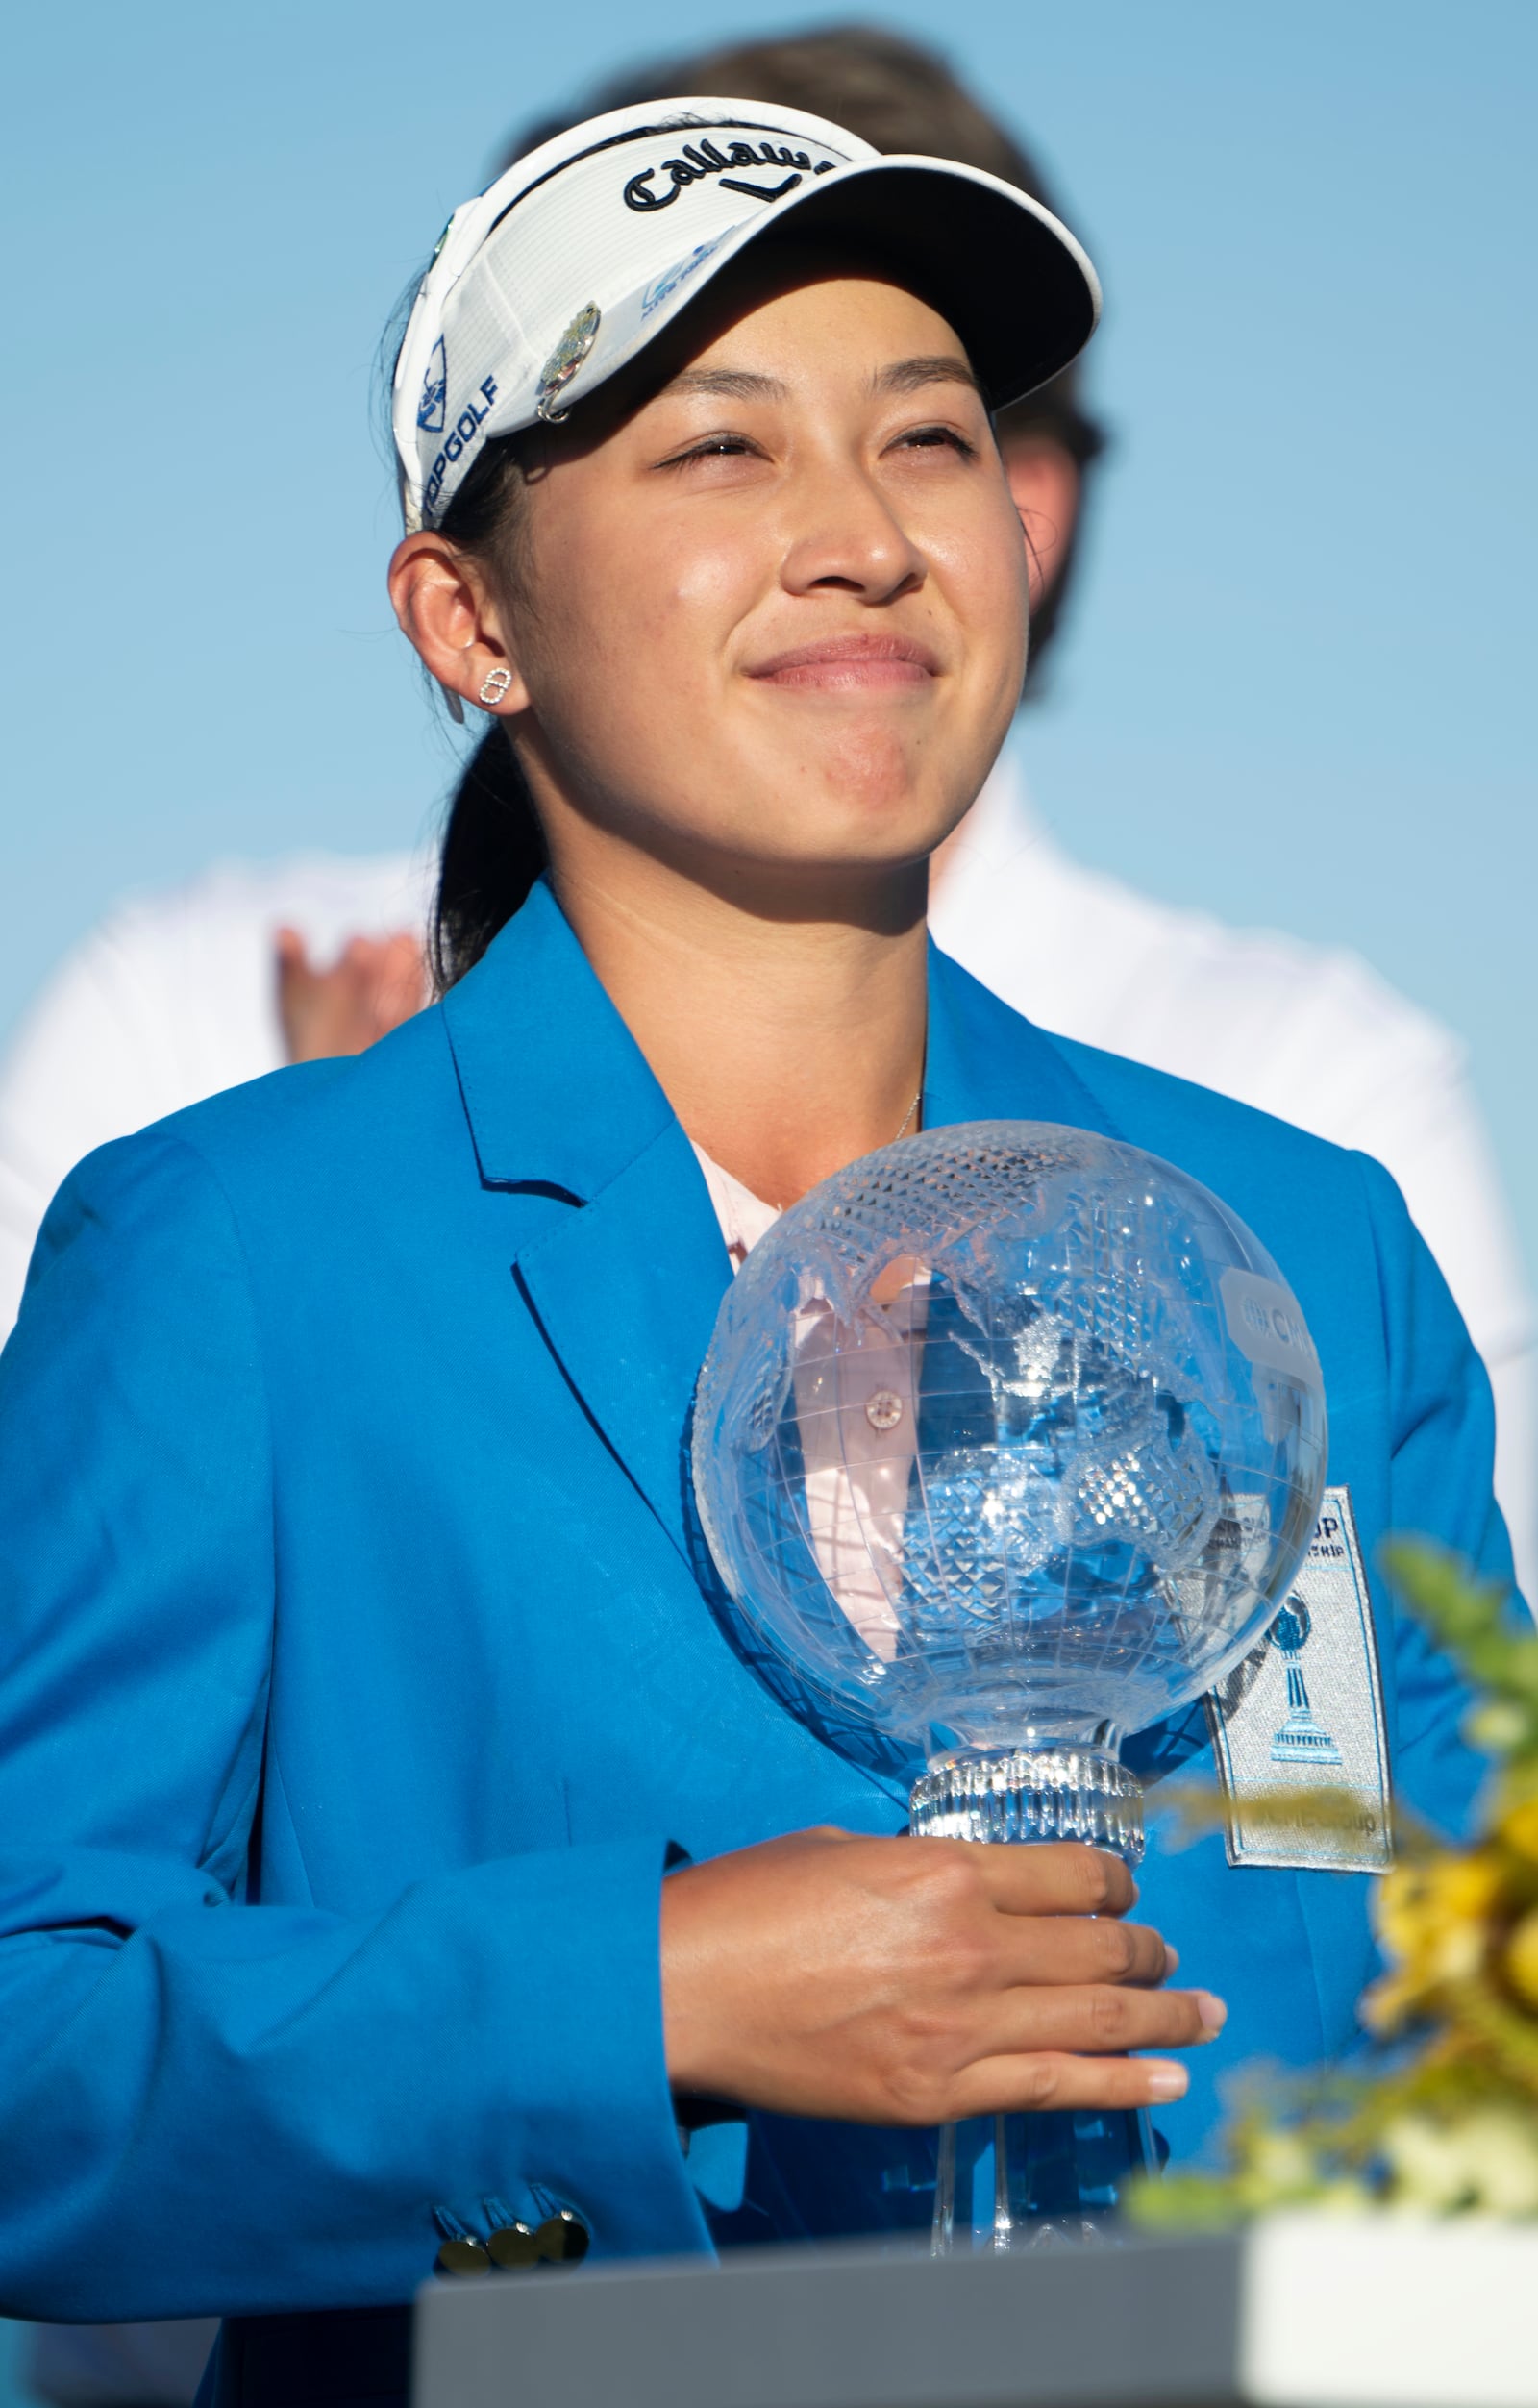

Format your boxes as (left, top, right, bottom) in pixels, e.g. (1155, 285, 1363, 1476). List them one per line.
(432, 23, 1108, 987)
(432, 723, 543, 996)
(430, 439, 545, 991)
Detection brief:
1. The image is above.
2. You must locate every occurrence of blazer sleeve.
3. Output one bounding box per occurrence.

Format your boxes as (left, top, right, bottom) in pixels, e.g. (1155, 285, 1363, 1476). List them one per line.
(1355, 1147, 1521, 1838)
(0, 1130, 709, 2322)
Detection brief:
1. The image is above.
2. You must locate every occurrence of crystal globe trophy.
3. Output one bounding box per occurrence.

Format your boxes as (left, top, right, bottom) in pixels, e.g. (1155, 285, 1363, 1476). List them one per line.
(693, 1121, 1327, 2248)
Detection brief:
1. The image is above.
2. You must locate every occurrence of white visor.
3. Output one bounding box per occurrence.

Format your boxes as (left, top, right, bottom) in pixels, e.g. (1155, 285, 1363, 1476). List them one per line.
(392, 95, 1102, 532)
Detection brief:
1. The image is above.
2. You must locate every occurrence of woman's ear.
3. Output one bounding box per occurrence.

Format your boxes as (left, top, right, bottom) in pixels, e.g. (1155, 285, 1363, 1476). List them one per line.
(998, 437, 1081, 615)
(387, 534, 532, 717)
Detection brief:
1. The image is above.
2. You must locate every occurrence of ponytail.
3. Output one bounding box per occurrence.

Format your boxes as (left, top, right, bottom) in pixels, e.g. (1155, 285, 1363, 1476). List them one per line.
(431, 723, 547, 993)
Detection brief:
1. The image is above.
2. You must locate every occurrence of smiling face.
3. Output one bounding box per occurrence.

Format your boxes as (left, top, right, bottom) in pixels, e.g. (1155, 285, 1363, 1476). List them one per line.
(479, 254, 1030, 897)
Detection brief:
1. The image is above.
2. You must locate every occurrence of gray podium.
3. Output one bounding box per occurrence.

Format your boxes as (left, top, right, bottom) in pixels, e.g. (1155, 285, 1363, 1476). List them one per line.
(411, 2214, 1538, 2408)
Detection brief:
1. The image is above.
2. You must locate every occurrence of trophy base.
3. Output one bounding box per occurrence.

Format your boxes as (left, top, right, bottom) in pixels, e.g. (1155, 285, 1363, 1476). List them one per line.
(909, 1743, 1152, 2253)
(931, 2107, 1155, 2254)
(909, 1744, 1144, 1863)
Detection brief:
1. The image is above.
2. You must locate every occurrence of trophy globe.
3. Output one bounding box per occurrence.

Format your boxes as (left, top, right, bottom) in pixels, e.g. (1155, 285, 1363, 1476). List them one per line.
(693, 1120, 1327, 2248)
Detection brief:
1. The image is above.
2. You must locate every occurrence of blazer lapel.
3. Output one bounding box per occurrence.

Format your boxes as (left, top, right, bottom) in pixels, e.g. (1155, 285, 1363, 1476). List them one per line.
(923, 938, 1127, 1141)
(441, 883, 732, 1559)
(513, 1130, 732, 1560)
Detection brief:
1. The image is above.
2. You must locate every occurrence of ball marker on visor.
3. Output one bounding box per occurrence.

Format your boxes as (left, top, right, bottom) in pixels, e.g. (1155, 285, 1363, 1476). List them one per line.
(536, 303, 603, 425)
(391, 94, 1102, 534)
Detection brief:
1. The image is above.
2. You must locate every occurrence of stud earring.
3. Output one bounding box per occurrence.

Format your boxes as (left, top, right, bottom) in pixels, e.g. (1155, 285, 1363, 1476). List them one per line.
(478, 666, 512, 707)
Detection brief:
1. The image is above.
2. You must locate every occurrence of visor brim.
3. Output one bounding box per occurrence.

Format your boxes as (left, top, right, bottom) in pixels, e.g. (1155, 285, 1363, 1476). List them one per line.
(556, 152, 1101, 431)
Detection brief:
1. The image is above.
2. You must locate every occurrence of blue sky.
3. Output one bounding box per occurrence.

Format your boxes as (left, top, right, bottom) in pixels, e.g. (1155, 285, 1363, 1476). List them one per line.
(1, 0, 1534, 1266)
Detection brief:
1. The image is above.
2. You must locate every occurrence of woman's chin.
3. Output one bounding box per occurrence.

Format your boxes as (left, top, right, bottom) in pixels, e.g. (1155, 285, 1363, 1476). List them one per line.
(768, 720, 974, 833)
(732, 799, 964, 882)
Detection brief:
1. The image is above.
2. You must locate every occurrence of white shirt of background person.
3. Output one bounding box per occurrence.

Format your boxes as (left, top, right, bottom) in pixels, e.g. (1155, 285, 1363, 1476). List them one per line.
(0, 845, 433, 1331)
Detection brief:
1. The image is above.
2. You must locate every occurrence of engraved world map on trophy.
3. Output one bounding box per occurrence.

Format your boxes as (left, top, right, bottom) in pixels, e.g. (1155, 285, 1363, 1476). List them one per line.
(694, 1120, 1329, 2247)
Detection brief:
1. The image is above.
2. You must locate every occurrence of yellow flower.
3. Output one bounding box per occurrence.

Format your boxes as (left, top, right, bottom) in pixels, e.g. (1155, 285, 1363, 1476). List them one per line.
(1505, 1906, 1538, 2010)
(1382, 2108, 1538, 2216)
(1377, 1853, 1501, 1968)
(1367, 1854, 1502, 2030)
(1499, 1797, 1538, 1867)
(1467, 1700, 1529, 1757)
(1239, 2131, 1319, 2200)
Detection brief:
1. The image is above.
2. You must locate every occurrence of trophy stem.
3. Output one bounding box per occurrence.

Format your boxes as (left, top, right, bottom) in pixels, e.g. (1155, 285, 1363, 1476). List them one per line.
(909, 1744, 1145, 1859)
(909, 1744, 1154, 2251)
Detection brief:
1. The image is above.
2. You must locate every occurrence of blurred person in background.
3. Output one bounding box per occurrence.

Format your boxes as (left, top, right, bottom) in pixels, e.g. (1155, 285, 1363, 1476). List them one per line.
(1, 25, 1528, 1629)
(0, 860, 431, 1326)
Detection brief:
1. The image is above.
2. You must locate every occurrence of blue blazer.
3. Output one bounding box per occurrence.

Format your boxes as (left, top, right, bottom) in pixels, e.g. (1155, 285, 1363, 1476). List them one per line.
(0, 883, 1509, 2370)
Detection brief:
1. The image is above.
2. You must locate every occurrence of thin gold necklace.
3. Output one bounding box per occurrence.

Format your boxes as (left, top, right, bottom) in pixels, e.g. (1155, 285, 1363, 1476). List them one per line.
(748, 1075, 924, 1223)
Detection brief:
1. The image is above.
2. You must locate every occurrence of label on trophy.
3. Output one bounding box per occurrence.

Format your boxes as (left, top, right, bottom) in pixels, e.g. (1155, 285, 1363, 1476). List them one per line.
(1204, 1488, 1392, 1874)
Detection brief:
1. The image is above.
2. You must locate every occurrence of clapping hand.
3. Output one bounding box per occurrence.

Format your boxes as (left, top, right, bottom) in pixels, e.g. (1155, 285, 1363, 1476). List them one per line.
(275, 927, 428, 1064)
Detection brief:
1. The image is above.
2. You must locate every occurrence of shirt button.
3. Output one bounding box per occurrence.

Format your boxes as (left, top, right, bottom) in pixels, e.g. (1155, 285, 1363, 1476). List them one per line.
(435, 2237, 491, 2277)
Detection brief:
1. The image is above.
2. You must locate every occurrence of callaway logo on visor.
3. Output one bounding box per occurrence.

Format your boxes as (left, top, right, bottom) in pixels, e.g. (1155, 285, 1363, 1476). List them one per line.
(622, 134, 839, 213)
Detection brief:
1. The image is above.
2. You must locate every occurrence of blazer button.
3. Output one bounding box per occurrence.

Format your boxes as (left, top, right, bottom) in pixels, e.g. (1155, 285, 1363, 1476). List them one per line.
(435, 2237, 491, 2277)
(487, 2222, 540, 2270)
(485, 2210, 590, 2270)
(535, 2209, 590, 2264)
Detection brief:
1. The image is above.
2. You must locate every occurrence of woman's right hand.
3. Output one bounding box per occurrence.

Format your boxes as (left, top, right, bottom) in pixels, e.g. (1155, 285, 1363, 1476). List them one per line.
(659, 1826, 1223, 2125)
